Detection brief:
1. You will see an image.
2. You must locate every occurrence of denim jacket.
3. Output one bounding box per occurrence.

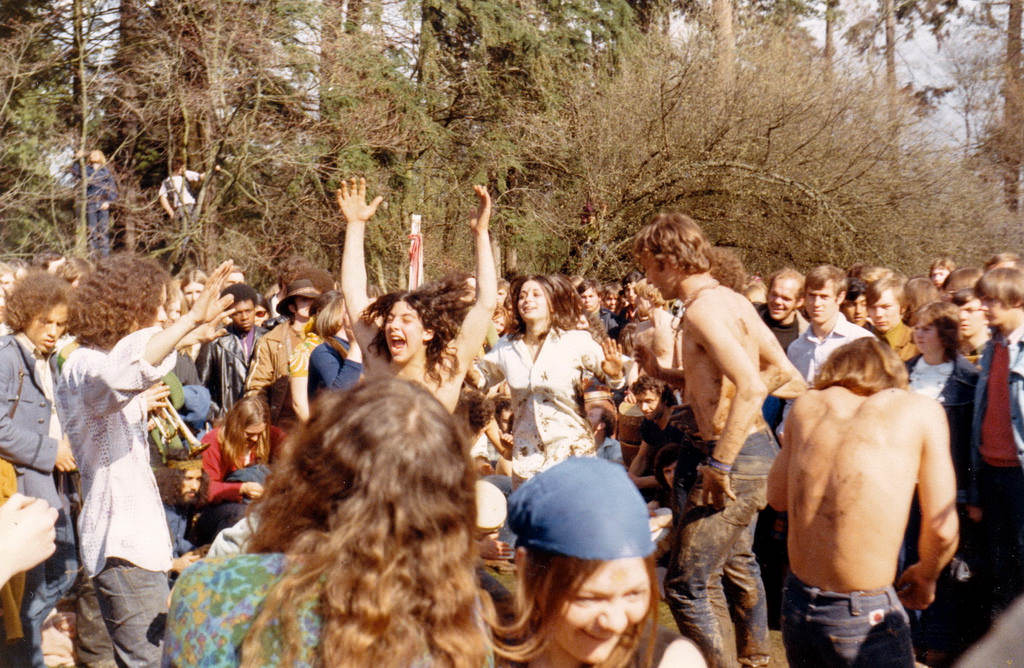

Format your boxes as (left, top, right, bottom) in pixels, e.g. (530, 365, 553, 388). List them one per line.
(970, 337, 1024, 505)
(908, 355, 978, 505)
(0, 335, 61, 509)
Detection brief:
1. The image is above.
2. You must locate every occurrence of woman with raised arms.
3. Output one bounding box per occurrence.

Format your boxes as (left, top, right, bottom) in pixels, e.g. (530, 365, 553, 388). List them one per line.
(337, 178, 496, 412)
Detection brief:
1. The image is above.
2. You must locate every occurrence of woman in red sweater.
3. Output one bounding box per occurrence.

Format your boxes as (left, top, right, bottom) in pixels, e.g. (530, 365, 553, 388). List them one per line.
(196, 396, 286, 543)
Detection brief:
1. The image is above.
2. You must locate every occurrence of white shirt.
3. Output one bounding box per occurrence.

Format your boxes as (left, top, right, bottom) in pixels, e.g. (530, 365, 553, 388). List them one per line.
(57, 327, 176, 576)
(474, 329, 623, 482)
(909, 359, 954, 400)
(786, 313, 874, 383)
(158, 171, 201, 207)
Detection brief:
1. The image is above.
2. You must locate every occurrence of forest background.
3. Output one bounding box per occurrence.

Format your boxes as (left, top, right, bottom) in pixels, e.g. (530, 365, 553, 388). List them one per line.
(2, 0, 1023, 288)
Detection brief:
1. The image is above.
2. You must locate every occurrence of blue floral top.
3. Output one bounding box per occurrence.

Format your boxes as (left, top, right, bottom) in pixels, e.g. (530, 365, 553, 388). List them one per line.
(162, 553, 319, 667)
(163, 553, 495, 667)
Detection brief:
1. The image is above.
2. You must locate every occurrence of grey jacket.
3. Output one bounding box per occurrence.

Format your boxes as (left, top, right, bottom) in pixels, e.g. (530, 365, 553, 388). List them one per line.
(0, 335, 60, 509)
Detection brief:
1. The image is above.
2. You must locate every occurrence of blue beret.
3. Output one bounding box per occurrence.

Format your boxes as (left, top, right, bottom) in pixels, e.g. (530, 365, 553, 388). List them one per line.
(508, 457, 655, 560)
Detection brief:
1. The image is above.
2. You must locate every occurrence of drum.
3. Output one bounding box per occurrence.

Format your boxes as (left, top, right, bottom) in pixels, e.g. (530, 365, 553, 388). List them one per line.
(617, 402, 644, 444)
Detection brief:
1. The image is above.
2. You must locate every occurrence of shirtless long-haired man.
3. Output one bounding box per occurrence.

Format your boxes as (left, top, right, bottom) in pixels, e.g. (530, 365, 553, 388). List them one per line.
(768, 337, 958, 667)
(633, 213, 805, 667)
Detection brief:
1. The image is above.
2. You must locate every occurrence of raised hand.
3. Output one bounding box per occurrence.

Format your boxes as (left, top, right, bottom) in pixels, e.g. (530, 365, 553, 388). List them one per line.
(469, 185, 491, 235)
(601, 338, 624, 379)
(187, 260, 236, 326)
(179, 319, 229, 349)
(335, 177, 383, 225)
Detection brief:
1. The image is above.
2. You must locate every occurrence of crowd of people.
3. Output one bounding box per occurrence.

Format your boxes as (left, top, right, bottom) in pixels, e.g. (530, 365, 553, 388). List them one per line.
(1, 180, 1024, 668)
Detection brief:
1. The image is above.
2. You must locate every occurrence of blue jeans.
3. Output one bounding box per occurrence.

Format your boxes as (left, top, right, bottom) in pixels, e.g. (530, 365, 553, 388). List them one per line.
(92, 559, 168, 667)
(665, 429, 776, 667)
(0, 507, 78, 668)
(781, 573, 914, 667)
(87, 207, 111, 258)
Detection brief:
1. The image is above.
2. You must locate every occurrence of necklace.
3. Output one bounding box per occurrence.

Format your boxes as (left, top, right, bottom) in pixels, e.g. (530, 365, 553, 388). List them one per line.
(681, 279, 720, 311)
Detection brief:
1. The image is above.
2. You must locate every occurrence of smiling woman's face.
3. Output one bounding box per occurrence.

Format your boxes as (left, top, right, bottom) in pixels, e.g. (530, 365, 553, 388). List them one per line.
(546, 557, 651, 666)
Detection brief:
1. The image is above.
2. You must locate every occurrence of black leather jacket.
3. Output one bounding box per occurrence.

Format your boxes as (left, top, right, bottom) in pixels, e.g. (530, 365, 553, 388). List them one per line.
(196, 325, 267, 419)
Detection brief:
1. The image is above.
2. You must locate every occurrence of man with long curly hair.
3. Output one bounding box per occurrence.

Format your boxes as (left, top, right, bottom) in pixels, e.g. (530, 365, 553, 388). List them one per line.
(337, 178, 497, 412)
(55, 255, 235, 666)
(0, 270, 76, 667)
(634, 213, 806, 667)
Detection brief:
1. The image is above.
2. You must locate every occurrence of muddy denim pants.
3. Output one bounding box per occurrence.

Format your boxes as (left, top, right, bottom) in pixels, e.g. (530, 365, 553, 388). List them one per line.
(781, 573, 914, 667)
(665, 429, 776, 668)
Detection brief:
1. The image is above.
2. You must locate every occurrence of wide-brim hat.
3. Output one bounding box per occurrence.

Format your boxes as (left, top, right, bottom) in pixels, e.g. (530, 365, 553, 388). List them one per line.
(277, 279, 321, 316)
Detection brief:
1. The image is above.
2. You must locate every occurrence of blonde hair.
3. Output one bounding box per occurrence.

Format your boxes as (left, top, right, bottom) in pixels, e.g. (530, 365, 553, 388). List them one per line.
(88, 150, 106, 166)
(814, 338, 908, 396)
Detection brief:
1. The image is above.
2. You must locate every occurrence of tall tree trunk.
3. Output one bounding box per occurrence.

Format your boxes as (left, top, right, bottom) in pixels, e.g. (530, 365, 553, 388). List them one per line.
(882, 0, 896, 97)
(713, 0, 735, 91)
(824, 0, 838, 68)
(74, 0, 89, 256)
(117, 0, 141, 251)
(1005, 0, 1022, 211)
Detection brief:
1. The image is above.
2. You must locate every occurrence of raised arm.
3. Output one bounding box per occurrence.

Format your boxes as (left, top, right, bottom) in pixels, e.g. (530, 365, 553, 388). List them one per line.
(337, 177, 383, 357)
(144, 260, 235, 366)
(897, 397, 959, 609)
(450, 185, 498, 374)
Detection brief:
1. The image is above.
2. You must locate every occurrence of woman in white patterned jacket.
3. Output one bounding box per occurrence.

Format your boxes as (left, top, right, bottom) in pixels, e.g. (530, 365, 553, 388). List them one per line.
(470, 274, 624, 485)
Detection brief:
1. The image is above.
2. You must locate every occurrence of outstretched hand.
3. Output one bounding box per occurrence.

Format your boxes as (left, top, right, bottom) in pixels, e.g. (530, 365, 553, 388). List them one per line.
(469, 185, 491, 235)
(601, 338, 624, 379)
(336, 177, 383, 225)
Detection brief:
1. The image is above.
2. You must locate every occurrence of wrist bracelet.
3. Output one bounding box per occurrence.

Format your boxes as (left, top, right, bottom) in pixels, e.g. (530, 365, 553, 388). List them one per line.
(706, 457, 732, 474)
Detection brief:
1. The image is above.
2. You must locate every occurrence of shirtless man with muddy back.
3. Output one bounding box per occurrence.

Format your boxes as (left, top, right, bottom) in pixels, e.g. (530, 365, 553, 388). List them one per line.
(768, 337, 958, 667)
(633, 213, 806, 667)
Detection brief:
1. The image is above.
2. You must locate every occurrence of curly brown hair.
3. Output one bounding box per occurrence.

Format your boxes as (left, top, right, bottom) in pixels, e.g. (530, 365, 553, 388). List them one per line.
(632, 213, 711, 276)
(708, 246, 748, 292)
(361, 275, 472, 387)
(153, 466, 209, 507)
(69, 254, 169, 351)
(242, 378, 486, 668)
(4, 271, 71, 332)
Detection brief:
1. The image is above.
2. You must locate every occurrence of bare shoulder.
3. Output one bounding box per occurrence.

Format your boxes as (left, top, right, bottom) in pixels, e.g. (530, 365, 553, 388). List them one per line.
(865, 388, 941, 413)
(791, 388, 827, 413)
(684, 287, 744, 332)
(659, 637, 708, 667)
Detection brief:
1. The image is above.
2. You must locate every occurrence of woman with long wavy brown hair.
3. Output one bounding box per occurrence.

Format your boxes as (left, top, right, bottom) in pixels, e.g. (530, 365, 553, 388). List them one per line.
(163, 377, 489, 668)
